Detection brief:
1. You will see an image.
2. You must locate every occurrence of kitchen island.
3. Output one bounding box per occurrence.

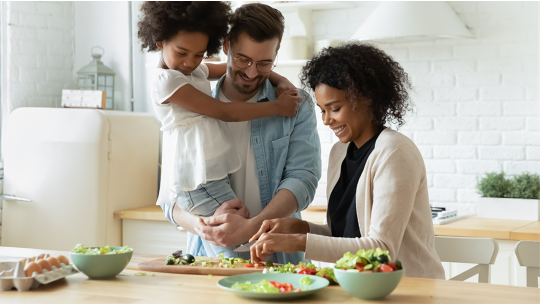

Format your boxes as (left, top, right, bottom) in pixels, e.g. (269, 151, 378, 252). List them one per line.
(1, 247, 539, 303)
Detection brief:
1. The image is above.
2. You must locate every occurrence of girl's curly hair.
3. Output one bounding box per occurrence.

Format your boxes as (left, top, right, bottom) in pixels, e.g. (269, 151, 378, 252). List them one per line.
(137, 1, 232, 56)
(300, 43, 413, 128)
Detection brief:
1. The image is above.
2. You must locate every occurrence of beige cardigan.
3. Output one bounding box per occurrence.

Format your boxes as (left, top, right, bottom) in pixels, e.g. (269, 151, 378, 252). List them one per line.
(306, 128, 445, 279)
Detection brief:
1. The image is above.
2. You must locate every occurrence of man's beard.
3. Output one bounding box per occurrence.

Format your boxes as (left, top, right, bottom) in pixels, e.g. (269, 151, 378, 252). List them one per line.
(231, 69, 267, 95)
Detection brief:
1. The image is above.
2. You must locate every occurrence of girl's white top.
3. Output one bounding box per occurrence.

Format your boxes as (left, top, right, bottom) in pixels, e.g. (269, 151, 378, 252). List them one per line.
(152, 64, 241, 205)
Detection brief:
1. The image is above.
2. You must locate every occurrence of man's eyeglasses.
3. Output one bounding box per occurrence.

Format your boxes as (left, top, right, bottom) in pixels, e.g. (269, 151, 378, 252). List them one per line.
(231, 51, 277, 73)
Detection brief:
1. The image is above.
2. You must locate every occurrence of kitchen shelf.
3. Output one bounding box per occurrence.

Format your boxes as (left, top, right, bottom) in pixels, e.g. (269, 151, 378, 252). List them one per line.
(269, 1, 357, 12)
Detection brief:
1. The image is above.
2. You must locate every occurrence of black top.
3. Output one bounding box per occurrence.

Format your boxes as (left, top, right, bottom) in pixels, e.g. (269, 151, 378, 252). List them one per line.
(328, 131, 382, 238)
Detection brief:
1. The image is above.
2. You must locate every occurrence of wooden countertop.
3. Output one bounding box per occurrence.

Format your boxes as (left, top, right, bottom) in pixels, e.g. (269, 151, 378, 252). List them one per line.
(114, 206, 540, 241)
(2, 247, 539, 303)
(114, 205, 327, 225)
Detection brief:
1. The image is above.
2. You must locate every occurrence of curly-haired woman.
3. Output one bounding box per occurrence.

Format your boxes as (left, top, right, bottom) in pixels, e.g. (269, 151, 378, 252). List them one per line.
(137, 1, 300, 258)
(248, 43, 445, 279)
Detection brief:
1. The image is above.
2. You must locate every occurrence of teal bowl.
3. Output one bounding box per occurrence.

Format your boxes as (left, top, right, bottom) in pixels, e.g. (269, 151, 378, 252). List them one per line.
(334, 267, 403, 300)
(70, 247, 133, 279)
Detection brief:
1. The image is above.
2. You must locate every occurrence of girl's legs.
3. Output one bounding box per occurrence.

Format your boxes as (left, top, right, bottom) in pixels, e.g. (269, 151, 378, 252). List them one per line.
(176, 176, 241, 257)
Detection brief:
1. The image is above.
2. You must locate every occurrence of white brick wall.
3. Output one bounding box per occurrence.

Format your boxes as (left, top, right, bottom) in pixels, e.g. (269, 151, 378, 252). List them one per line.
(2, 1, 74, 116)
(0, 1, 75, 245)
(290, 1, 539, 210)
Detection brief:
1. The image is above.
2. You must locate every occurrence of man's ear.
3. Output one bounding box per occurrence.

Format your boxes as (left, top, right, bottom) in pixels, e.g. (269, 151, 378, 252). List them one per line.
(223, 38, 230, 56)
(156, 41, 164, 50)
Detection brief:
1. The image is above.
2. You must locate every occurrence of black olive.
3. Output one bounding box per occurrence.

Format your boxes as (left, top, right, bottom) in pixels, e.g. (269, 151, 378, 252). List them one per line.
(376, 254, 389, 264)
(183, 254, 195, 264)
(172, 250, 183, 259)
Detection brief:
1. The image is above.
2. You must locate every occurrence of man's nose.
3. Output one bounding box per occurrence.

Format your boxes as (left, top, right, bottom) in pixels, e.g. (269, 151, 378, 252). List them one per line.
(244, 63, 258, 79)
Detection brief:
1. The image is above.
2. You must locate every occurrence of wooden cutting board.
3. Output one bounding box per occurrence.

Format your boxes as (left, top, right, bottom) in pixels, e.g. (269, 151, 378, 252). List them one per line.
(137, 256, 276, 276)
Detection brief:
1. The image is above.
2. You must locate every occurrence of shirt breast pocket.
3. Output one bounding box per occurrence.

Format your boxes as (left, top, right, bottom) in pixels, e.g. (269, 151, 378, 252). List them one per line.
(270, 135, 290, 179)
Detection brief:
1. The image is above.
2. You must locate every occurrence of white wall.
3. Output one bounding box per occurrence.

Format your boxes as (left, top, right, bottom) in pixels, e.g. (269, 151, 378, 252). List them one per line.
(74, 1, 131, 111)
(0, 0, 76, 244)
(278, 1, 539, 212)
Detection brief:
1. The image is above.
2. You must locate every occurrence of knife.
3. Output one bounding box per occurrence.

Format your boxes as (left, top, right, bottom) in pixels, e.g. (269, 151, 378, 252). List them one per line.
(233, 240, 256, 252)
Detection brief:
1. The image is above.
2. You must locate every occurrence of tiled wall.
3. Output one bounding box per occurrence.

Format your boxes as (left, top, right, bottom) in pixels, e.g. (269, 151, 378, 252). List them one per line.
(283, 1, 539, 212)
(0, 1, 75, 244)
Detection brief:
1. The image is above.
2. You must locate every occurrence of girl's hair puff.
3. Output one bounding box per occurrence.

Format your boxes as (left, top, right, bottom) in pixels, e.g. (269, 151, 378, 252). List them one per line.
(137, 1, 232, 56)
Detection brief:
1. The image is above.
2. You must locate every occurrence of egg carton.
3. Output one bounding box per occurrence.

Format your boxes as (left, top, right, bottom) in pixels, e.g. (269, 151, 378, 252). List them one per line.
(0, 256, 79, 292)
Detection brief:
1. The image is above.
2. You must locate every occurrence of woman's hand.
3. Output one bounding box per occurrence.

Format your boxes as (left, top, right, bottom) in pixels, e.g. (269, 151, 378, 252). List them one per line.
(249, 217, 310, 242)
(275, 78, 297, 98)
(250, 233, 307, 264)
(213, 198, 250, 219)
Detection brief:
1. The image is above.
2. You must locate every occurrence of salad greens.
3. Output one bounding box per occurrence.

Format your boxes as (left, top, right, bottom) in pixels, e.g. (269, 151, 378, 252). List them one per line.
(232, 280, 279, 293)
(335, 247, 402, 273)
(299, 276, 312, 285)
(315, 267, 337, 283)
(70, 244, 132, 255)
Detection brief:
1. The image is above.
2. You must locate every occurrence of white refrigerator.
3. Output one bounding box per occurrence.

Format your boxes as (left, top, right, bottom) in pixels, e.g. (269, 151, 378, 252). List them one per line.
(1, 108, 160, 250)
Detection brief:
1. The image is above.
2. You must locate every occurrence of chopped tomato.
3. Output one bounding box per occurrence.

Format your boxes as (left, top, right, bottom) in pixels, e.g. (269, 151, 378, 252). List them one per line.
(298, 268, 317, 275)
(342, 267, 347, 270)
(245, 263, 254, 268)
(293, 288, 302, 292)
(279, 287, 286, 293)
(379, 264, 393, 273)
(322, 274, 326, 278)
(354, 263, 364, 272)
(388, 262, 398, 271)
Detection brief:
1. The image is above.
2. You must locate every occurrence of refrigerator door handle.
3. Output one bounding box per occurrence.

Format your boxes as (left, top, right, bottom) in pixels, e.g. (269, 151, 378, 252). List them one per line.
(2, 194, 32, 202)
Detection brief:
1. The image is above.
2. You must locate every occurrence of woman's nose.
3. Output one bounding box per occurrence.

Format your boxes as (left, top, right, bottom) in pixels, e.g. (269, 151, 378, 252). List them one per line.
(184, 58, 196, 68)
(323, 113, 332, 125)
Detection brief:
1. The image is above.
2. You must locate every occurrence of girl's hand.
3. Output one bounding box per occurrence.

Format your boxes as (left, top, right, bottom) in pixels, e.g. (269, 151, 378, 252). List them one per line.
(274, 89, 302, 117)
(250, 233, 307, 264)
(249, 217, 309, 242)
(214, 198, 250, 219)
(275, 79, 297, 98)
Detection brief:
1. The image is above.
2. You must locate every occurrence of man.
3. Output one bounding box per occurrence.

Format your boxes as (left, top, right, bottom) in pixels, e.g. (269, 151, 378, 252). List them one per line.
(162, 3, 321, 265)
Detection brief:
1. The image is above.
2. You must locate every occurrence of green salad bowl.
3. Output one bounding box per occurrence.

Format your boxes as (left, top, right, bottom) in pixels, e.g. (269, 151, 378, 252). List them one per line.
(70, 247, 133, 279)
(334, 267, 403, 300)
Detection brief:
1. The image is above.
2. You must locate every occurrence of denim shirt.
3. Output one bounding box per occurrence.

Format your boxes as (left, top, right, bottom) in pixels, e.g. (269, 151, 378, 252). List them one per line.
(162, 76, 322, 264)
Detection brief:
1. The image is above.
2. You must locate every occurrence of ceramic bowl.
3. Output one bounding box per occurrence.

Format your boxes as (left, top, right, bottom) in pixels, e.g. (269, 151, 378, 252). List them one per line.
(70, 247, 133, 279)
(333, 267, 403, 300)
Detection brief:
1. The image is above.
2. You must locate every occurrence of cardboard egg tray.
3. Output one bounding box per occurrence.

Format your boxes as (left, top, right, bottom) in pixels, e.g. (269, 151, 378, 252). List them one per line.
(0, 256, 79, 292)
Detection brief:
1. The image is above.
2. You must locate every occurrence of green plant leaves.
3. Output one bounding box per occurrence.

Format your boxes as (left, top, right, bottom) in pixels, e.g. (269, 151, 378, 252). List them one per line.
(477, 172, 540, 199)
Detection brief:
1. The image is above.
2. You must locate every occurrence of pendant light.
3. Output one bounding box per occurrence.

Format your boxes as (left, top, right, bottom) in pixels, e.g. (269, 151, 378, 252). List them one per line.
(351, 1, 474, 43)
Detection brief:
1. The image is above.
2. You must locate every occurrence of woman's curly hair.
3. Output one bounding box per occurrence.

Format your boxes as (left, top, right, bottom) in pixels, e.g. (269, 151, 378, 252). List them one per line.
(300, 43, 413, 128)
(137, 1, 232, 56)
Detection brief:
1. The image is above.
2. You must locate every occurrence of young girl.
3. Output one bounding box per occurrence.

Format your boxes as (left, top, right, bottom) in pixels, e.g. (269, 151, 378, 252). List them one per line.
(137, 1, 301, 257)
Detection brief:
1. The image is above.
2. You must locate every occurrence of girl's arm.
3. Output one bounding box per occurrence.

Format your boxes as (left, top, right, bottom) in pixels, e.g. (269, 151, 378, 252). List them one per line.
(205, 62, 297, 95)
(164, 84, 300, 122)
(205, 62, 227, 80)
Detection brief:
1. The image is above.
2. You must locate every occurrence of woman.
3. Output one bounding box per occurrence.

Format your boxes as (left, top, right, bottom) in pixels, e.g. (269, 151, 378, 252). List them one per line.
(249, 43, 445, 279)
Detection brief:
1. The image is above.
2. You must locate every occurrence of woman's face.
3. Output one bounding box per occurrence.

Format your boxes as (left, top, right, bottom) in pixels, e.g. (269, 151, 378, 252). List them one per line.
(315, 84, 374, 148)
(157, 31, 208, 75)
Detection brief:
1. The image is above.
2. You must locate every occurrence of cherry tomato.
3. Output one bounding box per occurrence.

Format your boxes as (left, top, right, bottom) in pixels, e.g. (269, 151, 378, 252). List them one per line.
(245, 263, 254, 268)
(354, 263, 364, 272)
(388, 262, 397, 271)
(379, 264, 393, 273)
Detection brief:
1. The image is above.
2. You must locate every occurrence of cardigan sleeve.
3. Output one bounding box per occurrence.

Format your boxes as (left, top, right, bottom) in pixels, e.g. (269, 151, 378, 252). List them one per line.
(305, 143, 424, 263)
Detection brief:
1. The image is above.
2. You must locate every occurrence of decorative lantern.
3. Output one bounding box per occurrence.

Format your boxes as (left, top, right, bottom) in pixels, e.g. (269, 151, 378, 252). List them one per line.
(77, 46, 116, 110)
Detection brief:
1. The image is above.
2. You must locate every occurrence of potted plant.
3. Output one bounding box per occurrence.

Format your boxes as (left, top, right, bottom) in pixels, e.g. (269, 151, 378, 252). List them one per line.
(477, 172, 540, 221)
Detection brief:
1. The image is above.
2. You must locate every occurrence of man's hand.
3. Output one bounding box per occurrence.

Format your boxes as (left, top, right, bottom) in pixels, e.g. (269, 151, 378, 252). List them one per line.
(250, 233, 307, 264)
(275, 78, 297, 98)
(195, 213, 258, 247)
(214, 198, 250, 219)
(249, 217, 309, 242)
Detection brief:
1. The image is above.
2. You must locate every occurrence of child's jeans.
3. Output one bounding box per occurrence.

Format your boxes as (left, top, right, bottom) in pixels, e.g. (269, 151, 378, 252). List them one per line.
(176, 176, 240, 258)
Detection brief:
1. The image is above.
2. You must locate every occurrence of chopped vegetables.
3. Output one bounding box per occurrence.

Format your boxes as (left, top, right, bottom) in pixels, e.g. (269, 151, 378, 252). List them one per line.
(70, 244, 132, 255)
(232, 280, 300, 293)
(265, 260, 274, 267)
(335, 248, 403, 273)
(299, 276, 312, 285)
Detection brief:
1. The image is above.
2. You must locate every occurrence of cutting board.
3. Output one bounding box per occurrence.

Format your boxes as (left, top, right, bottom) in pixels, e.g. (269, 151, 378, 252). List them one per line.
(137, 256, 277, 276)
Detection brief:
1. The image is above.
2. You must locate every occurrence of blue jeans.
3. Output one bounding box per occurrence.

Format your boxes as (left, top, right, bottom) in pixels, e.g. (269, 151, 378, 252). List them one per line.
(175, 176, 240, 258)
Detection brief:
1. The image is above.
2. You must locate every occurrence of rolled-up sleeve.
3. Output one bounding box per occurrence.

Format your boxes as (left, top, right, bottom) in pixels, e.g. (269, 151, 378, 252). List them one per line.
(276, 91, 322, 211)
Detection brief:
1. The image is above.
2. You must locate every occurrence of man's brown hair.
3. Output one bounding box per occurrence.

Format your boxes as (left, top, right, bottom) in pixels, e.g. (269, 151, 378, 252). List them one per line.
(228, 3, 285, 51)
